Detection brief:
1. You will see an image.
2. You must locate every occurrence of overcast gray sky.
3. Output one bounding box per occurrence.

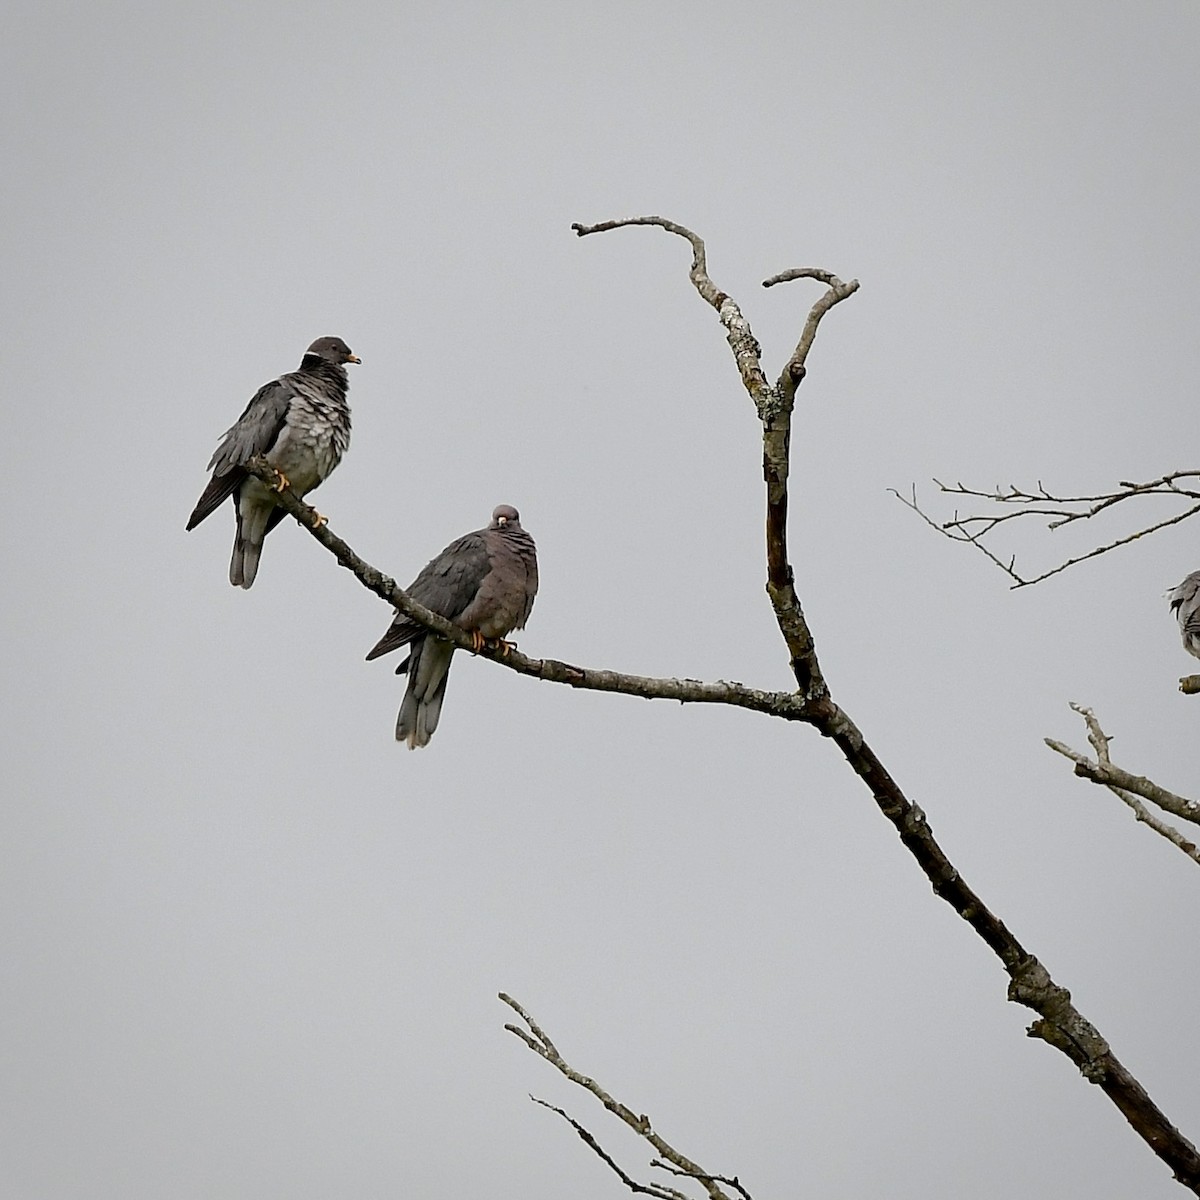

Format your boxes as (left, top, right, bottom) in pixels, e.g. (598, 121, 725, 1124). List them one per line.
(3, 2, 1199, 1196)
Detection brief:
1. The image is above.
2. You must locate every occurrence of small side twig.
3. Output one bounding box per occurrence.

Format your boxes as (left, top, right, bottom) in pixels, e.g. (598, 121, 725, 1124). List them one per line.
(1046, 703, 1200, 865)
(530, 1098, 688, 1200)
(897, 473, 1200, 587)
(652, 1161, 755, 1200)
(892, 483, 1023, 583)
(501, 993, 744, 1200)
(762, 266, 860, 405)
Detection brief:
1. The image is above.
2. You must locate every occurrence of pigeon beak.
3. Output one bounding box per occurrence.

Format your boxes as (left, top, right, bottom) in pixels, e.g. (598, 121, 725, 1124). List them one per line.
(497, 516, 508, 526)
(346, 354, 362, 364)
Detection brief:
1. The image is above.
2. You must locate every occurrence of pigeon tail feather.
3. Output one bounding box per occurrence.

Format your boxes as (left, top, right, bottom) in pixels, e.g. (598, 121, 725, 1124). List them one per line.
(230, 535, 263, 589)
(396, 638, 454, 748)
(229, 507, 264, 588)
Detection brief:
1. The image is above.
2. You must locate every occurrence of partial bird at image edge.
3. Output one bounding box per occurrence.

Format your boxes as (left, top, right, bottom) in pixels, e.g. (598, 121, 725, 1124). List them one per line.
(1169, 570, 1200, 661)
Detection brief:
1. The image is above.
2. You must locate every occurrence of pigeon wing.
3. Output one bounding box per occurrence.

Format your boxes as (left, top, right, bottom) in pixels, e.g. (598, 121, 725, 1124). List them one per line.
(365, 531, 493, 662)
(186, 378, 294, 530)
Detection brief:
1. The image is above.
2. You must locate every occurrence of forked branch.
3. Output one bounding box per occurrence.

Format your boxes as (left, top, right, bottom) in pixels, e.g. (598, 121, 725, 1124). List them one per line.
(1046, 703, 1200, 866)
(576, 215, 859, 697)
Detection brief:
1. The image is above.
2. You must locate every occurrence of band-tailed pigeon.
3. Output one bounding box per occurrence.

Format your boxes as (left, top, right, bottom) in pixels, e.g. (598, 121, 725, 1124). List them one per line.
(186, 336, 359, 588)
(1169, 570, 1200, 660)
(366, 505, 538, 748)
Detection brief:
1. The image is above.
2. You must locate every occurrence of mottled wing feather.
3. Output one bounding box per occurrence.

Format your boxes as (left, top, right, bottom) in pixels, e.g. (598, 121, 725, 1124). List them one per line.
(364, 532, 493, 661)
(1171, 573, 1200, 616)
(1186, 605, 1200, 639)
(207, 379, 295, 474)
(186, 379, 294, 530)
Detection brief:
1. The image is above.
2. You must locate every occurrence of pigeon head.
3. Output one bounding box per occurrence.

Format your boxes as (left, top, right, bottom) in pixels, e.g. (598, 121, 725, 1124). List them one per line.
(491, 504, 521, 529)
(303, 336, 361, 366)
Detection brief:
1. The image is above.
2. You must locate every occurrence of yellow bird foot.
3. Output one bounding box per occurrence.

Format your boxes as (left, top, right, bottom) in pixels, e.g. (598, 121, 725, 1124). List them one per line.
(309, 510, 327, 529)
(272, 470, 291, 493)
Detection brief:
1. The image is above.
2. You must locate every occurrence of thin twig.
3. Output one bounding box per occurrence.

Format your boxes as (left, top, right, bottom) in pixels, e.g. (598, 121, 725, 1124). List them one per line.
(574, 217, 773, 413)
(502, 995, 736, 1200)
(530, 1097, 688, 1200)
(898, 473, 1200, 587)
(1045, 704, 1200, 865)
(762, 266, 860, 402)
(892, 484, 1023, 583)
(1048, 741, 1200, 866)
(999, 503, 1200, 588)
(652, 1161, 755, 1200)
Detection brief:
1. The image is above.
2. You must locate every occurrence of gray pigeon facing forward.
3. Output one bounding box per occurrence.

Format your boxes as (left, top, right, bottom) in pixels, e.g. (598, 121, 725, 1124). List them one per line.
(187, 336, 359, 588)
(1169, 570, 1200, 660)
(366, 505, 538, 748)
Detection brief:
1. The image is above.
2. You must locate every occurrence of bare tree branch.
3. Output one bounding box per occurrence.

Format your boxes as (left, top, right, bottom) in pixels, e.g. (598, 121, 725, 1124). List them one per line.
(892, 482, 1023, 581)
(573, 217, 774, 414)
(502, 994, 741, 1200)
(897, 473, 1200, 587)
(570, 217, 1200, 1190)
(242, 456, 816, 725)
(652, 1161, 755, 1200)
(1063, 702, 1200, 824)
(530, 1097, 689, 1200)
(576, 216, 857, 698)
(1046, 704, 1200, 865)
(252, 217, 1200, 1191)
(762, 266, 860, 403)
